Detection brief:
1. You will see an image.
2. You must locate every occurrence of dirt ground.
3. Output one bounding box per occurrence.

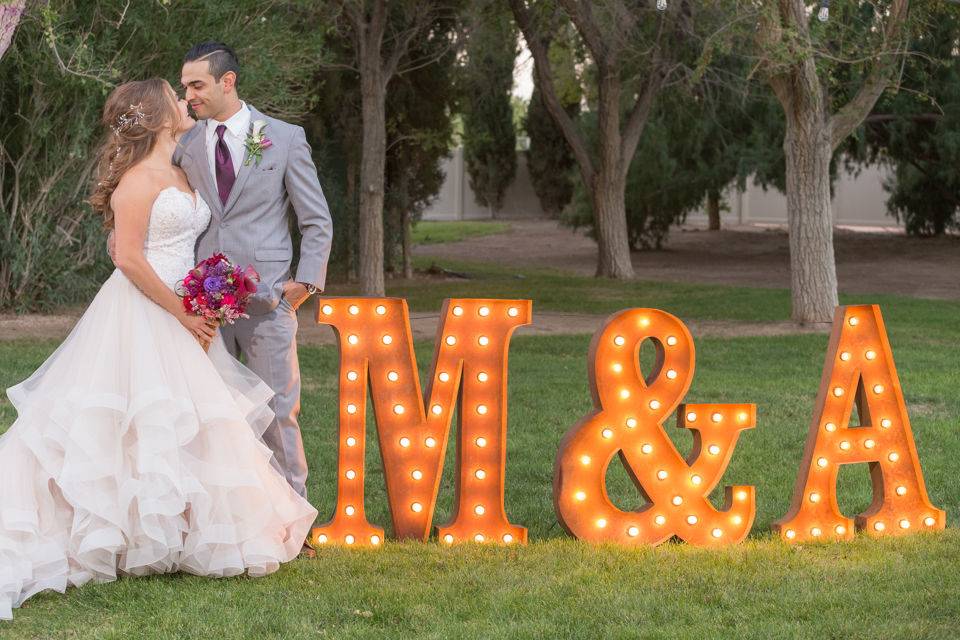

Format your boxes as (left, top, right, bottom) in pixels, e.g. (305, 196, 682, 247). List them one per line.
(2, 219, 955, 343)
(414, 219, 960, 300)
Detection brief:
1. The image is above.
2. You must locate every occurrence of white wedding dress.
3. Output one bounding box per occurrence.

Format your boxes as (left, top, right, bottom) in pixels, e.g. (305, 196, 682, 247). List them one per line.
(0, 187, 318, 620)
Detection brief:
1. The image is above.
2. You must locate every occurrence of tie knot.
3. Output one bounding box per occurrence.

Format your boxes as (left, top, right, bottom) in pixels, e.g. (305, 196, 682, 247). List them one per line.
(216, 124, 227, 140)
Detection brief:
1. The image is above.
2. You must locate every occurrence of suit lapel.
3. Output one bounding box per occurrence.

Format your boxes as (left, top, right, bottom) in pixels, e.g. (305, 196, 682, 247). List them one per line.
(185, 125, 223, 218)
(222, 106, 263, 217)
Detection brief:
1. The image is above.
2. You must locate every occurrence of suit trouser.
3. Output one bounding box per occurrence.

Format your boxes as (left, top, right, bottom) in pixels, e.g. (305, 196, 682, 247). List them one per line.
(219, 296, 308, 499)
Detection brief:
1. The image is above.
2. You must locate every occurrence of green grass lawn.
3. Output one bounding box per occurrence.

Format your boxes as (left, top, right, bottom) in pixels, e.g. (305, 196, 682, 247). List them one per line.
(411, 221, 511, 245)
(1, 279, 958, 638)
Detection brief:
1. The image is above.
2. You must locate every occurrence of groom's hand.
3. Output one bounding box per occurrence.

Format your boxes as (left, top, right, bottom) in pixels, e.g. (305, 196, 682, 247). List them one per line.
(282, 280, 311, 310)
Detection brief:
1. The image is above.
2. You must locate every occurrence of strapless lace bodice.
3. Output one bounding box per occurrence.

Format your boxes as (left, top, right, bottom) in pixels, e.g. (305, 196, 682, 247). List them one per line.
(143, 187, 211, 288)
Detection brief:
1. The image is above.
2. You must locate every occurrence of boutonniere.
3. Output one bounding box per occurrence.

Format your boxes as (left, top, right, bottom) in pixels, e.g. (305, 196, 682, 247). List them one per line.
(243, 119, 273, 166)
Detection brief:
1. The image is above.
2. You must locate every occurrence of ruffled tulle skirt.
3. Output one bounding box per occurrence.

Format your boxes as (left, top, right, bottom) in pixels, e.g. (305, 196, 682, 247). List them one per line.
(0, 269, 318, 620)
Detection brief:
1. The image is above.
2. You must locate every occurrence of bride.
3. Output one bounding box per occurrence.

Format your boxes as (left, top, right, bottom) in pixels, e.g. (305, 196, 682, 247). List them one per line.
(0, 78, 318, 620)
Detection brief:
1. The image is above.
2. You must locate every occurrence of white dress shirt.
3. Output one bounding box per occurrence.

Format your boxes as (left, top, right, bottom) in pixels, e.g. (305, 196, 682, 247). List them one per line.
(205, 101, 251, 181)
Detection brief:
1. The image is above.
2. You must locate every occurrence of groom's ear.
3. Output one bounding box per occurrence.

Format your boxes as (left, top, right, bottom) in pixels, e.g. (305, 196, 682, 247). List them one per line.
(221, 70, 238, 95)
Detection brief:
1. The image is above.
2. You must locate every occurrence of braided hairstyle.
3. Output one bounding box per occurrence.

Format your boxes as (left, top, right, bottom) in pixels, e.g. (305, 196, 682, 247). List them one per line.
(89, 78, 180, 229)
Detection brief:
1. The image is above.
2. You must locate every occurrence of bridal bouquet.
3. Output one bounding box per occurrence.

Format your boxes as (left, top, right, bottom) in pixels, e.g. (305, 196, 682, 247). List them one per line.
(175, 253, 260, 350)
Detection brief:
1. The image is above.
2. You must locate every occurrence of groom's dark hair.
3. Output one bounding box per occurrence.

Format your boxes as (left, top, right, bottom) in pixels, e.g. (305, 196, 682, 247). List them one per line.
(184, 41, 240, 85)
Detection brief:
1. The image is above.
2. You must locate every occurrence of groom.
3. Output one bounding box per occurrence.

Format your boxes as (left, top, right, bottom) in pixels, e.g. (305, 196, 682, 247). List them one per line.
(111, 42, 332, 553)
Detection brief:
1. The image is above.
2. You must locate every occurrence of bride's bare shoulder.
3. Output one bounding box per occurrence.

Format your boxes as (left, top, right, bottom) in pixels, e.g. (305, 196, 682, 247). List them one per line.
(110, 167, 163, 216)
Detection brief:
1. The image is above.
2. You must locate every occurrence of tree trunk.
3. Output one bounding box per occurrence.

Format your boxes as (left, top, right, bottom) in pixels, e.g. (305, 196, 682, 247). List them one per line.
(345, 148, 358, 282)
(0, 1, 25, 60)
(592, 171, 634, 279)
(358, 49, 387, 296)
(783, 109, 838, 324)
(707, 189, 721, 231)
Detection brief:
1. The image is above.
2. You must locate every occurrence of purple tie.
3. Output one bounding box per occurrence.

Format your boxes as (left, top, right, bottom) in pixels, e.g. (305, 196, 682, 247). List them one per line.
(214, 124, 235, 206)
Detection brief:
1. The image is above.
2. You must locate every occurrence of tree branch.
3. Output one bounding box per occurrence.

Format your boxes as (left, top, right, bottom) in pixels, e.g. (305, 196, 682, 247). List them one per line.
(509, 0, 595, 186)
(829, 0, 911, 151)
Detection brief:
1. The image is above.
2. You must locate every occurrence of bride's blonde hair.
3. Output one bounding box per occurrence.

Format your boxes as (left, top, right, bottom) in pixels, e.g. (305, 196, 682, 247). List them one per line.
(89, 78, 180, 229)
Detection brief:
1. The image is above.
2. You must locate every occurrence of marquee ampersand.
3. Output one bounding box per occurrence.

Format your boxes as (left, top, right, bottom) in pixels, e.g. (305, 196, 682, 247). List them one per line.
(774, 305, 945, 543)
(554, 309, 756, 546)
(309, 297, 531, 548)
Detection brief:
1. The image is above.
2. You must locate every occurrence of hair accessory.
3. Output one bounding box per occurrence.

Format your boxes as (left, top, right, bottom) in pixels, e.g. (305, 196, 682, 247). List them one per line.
(111, 102, 148, 136)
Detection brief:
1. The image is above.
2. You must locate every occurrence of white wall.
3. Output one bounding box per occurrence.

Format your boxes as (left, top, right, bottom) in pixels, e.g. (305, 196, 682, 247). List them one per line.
(422, 147, 901, 229)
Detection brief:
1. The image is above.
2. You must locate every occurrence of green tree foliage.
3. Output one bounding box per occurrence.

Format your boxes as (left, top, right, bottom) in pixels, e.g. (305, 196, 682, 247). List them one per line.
(459, 1, 517, 215)
(855, 3, 960, 236)
(0, 0, 323, 311)
(524, 24, 579, 218)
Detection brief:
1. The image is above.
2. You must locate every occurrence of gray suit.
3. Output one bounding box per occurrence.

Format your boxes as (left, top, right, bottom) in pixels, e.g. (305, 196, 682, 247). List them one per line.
(173, 105, 333, 499)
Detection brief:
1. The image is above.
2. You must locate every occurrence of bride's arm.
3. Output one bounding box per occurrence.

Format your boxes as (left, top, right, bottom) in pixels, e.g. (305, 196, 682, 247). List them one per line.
(111, 184, 217, 344)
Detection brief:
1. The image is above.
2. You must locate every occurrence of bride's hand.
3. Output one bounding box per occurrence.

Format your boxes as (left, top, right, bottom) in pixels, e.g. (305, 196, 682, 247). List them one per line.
(180, 314, 218, 343)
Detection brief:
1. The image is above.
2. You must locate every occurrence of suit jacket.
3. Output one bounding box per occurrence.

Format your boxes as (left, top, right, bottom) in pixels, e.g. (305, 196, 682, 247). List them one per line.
(173, 105, 333, 316)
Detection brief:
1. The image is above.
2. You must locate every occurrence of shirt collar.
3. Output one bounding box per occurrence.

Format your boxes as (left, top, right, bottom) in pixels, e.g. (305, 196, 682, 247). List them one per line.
(206, 101, 251, 140)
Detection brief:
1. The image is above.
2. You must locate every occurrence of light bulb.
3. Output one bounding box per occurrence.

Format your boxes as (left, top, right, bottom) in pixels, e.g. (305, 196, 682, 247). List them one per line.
(666, 369, 678, 379)
(371, 535, 381, 545)
(393, 404, 404, 415)
(508, 307, 519, 317)
(654, 515, 666, 525)
(475, 469, 486, 480)
(657, 470, 668, 480)
(445, 335, 456, 346)
(345, 505, 355, 516)
(785, 529, 796, 539)
(453, 306, 463, 316)
(865, 350, 876, 360)
(432, 404, 442, 415)
(321, 304, 333, 315)
(711, 528, 722, 538)
(425, 437, 437, 448)
(736, 490, 748, 501)
(478, 336, 489, 346)
(711, 412, 723, 423)
(596, 518, 607, 528)
(438, 372, 450, 382)
(809, 492, 821, 503)
(626, 418, 638, 428)
(444, 534, 454, 544)
(347, 334, 359, 345)
(874, 521, 885, 531)
(411, 469, 423, 480)
(399, 437, 411, 447)
(614, 335, 626, 346)
(899, 519, 910, 529)
(345, 469, 356, 480)
(346, 404, 358, 414)
(478, 306, 489, 317)
(649, 399, 661, 410)
(924, 517, 936, 526)
(474, 505, 485, 515)
(666, 336, 678, 346)
(387, 371, 399, 382)
(708, 444, 721, 455)
(317, 534, 328, 544)
(348, 304, 359, 315)
(574, 490, 586, 501)
(619, 389, 630, 400)
(864, 439, 875, 449)
(580, 454, 591, 465)
(641, 443, 653, 454)
(411, 502, 423, 513)
(691, 475, 702, 486)
(346, 370, 358, 381)
(895, 486, 906, 496)
(345, 535, 355, 544)
(881, 418, 892, 428)
(602, 428, 614, 439)
(627, 526, 640, 537)
(477, 372, 488, 382)
(833, 387, 844, 397)
(346, 436, 357, 447)
(686, 515, 698, 525)
(824, 422, 836, 432)
(817, 457, 828, 468)
(503, 534, 514, 543)
(836, 525, 846, 535)
(686, 412, 697, 422)
(474, 534, 485, 542)
(476, 404, 488, 415)
(476, 437, 487, 448)
(375, 305, 386, 315)
(840, 352, 851, 361)
(671, 496, 683, 506)
(381, 334, 393, 345)
(811, 527, 822, 537)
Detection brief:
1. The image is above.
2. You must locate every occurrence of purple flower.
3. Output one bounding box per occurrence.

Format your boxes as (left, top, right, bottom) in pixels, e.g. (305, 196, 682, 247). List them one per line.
(203, 276, 224, 293)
